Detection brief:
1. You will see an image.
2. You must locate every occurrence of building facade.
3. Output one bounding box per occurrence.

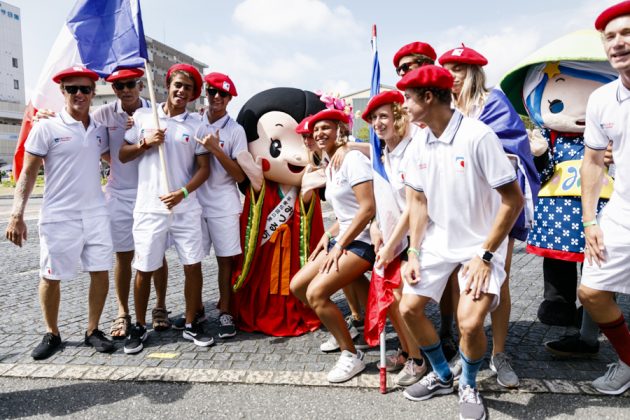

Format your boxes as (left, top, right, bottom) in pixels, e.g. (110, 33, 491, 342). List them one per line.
(92, 36, 208, 112)
(0, 1, 25, 168)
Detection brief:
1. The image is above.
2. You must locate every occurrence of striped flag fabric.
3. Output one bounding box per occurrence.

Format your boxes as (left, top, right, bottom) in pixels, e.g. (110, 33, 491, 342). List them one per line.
(12, 0, 148, 181)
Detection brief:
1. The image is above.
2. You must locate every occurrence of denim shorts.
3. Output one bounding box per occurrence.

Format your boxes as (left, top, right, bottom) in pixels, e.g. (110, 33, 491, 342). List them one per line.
(328, 238, 375, 265)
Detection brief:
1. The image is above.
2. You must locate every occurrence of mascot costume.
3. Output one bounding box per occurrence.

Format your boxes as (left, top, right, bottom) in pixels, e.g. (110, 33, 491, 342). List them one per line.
(501, 30, 617, 326)
(230, 87, 327, 336)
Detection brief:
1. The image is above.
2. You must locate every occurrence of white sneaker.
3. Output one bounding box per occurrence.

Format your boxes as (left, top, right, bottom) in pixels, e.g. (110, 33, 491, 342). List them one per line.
(395, 358, 428, 386)
(320, 325, 359, 352)
(327, 350, 366, 383)
(592, 360, 630, 395)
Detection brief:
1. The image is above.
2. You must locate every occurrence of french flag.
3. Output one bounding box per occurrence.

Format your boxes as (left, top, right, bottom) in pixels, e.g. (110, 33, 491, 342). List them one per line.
(13, 0, 148, 180)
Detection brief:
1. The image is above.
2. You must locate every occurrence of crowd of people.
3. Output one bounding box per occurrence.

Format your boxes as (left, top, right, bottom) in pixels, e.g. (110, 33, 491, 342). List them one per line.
(5, 1, 630, 419)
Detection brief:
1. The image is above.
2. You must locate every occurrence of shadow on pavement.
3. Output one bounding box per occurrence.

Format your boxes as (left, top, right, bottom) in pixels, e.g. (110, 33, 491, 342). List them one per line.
(0, 380, 192, 418)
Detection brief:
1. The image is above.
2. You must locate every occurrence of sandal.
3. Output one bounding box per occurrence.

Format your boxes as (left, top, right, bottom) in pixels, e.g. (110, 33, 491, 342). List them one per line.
(152, 307, 171, 331)
(110, 314, 131, 339)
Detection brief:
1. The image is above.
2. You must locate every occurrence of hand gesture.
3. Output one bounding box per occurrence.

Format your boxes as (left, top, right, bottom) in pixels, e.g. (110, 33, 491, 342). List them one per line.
(6, 215, 27, 247)
(195, 129, 222, 155)
(461, 256, 491, 300)
(309, 233, 330, 262)
(236, 150, 263, 192)
(125, 116, 134, 130)
(527, 128, 548, 157)
(320, 243, 345, 274)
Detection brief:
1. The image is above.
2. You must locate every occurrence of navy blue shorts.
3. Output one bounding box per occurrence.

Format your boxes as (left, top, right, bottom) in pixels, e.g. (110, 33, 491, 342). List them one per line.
(328, 238, 375, 265)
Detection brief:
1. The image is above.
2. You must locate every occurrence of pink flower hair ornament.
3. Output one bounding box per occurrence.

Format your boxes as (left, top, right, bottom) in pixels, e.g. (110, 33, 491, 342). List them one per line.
(315, 90, 354, 130)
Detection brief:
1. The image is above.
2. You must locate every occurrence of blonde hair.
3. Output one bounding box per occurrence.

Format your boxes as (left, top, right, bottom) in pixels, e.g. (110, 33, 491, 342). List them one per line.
(453, 64, 489, 117)
(391, 102, 409, 140)
(335, 121, 351, 146)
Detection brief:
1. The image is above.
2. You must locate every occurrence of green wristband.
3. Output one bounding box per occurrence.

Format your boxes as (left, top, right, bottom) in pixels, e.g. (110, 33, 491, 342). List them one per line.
(583, 219, 597, 228)
(407, 247, 420, 256)
(181, 187, 189, 199)
(325, 231, 333, 239)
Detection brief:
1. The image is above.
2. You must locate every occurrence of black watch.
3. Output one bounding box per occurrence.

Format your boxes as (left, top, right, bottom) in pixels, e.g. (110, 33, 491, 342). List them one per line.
(477, 249, 493, 263)
(139, 138, 152, 150)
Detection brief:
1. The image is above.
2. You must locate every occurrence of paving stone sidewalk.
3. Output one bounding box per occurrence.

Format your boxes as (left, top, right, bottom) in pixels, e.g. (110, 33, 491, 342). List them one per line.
(0, 218, 629, 395)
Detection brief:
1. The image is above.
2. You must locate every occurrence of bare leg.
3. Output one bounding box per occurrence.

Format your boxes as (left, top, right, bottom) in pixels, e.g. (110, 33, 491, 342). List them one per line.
(290, 252, 327, 304)
(134, 270, 153, 326)
(152, 257, 168, 310)
(491, 238, 514, 354)
(87, 271, 109, 334)
(579, 286, 621, 324)
(114, 251, 134, 317)
(39, 278, 60, 335)
(183, 263, 203, 324)
(216, 256, 234, 314)
(399, 294, 438, 347)
(390, 286, 421, 359)
(457, 293, 494, 360)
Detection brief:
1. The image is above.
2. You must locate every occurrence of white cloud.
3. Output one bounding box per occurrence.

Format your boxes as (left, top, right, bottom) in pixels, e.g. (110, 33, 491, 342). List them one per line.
(232, 0, 362, 42)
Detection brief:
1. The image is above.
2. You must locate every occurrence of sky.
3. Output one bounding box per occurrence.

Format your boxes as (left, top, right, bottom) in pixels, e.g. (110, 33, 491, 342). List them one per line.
(7, 0, 619, 111)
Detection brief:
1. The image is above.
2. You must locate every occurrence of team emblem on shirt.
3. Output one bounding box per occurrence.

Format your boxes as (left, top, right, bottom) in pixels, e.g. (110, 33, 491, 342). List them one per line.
(53, 137, 72, 143)
(96, 136, 102, 145)
(600, 122, 614, 129)
(182, 134, 190, 143)
(455, 156, 465, 172)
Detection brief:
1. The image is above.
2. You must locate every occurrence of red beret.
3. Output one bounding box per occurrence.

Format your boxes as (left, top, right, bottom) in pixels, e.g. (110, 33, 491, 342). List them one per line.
(438, 44, 488, 66)
(105, 68, 144, 82)
(295, 116, 313, 135)
(309, 109, 350, 127)
(595, 1, 630, 31)
(204, 72, 238, 97)
(396, 65, 454, 91)
(393, 42, 437, 68)
(361, 90, 404, 122)
(52, 66, 99, 84)
(166, 64, 203, 101)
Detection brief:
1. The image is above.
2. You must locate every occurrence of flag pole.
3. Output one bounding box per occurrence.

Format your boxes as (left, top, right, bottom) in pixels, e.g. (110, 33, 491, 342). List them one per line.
(371, 23, 388, 395)
(143, 58, 171, 194)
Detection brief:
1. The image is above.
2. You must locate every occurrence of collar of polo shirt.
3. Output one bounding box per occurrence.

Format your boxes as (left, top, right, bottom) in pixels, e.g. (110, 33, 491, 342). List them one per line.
(426, 110, 463, 145)
(617, 79, 630, 103)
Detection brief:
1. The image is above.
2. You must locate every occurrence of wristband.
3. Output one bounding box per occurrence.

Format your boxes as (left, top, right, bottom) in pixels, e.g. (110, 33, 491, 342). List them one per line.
(181, 187, 189, 199)
(407, 247, 420, 257)
(583, 219, 598, 228)
(325, 231, 333, 239)
(334, 242, 344, 251)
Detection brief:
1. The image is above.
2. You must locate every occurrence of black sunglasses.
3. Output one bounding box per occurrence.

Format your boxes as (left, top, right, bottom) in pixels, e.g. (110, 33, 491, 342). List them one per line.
(206, 87, 229, 98)
(396, 59, 432, 76)
(112, 80, 138, 90)
(63, 85, 93, 95)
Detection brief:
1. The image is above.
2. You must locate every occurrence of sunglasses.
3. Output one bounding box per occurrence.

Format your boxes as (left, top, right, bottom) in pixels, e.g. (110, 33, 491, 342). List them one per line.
(396, 59, 432, 76)
(206, 88, 229, 98)
(112, 80, 138, 90)
(63, 85, 93, 95)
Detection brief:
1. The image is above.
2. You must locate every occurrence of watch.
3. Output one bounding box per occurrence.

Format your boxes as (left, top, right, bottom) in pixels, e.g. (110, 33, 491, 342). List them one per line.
(139, 138, 151, 150)
(477, 249, 493, 263)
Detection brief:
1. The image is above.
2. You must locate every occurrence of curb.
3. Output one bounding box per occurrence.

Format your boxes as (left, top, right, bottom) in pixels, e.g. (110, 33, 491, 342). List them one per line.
(0, 194, 42, 200)
(0, 362, 613, 396)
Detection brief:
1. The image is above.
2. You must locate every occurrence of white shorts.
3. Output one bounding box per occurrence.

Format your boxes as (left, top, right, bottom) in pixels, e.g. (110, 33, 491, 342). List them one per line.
(106, 194, 135, 252)
(581, 211, 630, 295)
(201, 214, 241, 257)
(402, 247, 505, 311)
(132, 209, 204, 272)
(39, 215, 113, 281)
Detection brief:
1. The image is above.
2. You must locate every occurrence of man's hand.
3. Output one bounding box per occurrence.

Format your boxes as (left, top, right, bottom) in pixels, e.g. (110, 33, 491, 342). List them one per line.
(6, 215, 27, 247)
(584, 224, 606, 267)
(402, 255, 421, 285)
(461, 256, 491, 300)
(195, 129, 222, 155)
(125, 116, 134, 130)
(159, 189, 185, 210)
(604, 140, 614, 168)
(145, 128, 165, 147)
(33, 109, 56, 123)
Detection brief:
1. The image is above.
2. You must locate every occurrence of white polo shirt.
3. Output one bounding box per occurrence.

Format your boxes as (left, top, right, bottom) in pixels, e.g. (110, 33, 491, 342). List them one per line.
(25, 109, 109, 223)
(195, 113, 248, 217)
(325, 149, 373, 244)
(92, 98, 150, 200)
(584, 78, 630, 222)
(125, 104, 207, 214)
(383, 135, 413, 212)
(404, 110, 516, 261)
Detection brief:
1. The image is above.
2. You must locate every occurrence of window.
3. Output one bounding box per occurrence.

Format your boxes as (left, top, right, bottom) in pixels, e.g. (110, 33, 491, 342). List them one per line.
(14, 14, 19, 20)
(13, 80, 19, 90)
(7, 11, 12, 18)
(12, 58, 18, 68)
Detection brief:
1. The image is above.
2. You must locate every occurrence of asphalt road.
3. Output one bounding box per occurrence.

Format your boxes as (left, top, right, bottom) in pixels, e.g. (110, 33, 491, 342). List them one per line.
(1, 377, 629, 419)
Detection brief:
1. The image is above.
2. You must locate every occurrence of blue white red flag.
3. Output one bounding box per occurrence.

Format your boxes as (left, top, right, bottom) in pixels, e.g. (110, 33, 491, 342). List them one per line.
(364, 25, 408, 347)
(13, 0, 148, 180)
